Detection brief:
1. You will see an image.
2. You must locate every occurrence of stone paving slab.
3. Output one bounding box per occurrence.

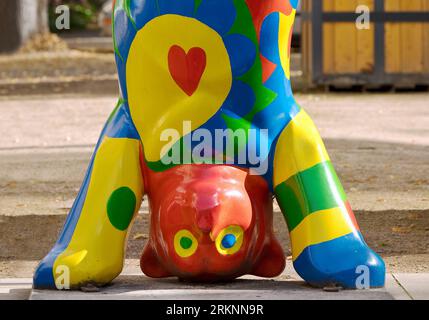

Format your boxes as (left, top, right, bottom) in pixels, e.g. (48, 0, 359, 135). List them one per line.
(0, 278, 32, 300)
(29, 273, 395, 301)
(3, 272, 428, 300)
(392, 273, 429, 300)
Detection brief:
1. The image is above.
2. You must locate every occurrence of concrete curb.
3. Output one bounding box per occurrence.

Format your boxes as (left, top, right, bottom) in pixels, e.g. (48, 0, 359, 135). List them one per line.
(0, 52, 305, 96)
(0, 77, 119, 97)
(0, 76, 306, 97)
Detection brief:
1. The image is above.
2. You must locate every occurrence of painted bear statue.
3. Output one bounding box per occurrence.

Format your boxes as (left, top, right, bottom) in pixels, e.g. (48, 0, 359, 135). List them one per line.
(34, 0, 385, 290)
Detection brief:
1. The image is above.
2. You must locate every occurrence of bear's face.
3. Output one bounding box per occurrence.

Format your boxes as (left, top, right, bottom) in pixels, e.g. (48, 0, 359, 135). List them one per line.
(140, 165, 285, 280)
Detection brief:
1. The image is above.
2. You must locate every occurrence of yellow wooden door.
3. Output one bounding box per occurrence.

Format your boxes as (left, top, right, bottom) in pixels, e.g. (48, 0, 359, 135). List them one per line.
(323, 0, 375, 74)
(385, 0, 429, 74)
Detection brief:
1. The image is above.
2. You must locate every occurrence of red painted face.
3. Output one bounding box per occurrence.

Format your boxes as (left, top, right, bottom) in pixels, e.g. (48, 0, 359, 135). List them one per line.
(140, 164, 285, 281)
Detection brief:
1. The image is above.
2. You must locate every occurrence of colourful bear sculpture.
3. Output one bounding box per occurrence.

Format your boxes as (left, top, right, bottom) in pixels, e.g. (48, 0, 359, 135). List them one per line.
(34, 0, 385, 290)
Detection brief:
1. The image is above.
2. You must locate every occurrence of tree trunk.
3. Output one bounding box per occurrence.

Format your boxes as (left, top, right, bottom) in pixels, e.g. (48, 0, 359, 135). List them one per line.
(0, 0, 49, 53)
(37, 0, 49, 34)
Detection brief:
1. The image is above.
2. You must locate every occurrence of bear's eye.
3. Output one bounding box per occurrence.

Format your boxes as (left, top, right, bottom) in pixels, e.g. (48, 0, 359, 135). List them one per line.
(174, 230, 198, 258)
(215, 226, 244, 255)
(221, 234, 236, 248)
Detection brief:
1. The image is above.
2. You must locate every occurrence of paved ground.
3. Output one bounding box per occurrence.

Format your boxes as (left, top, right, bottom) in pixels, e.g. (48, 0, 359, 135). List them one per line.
(25, 272, 404, 300)
(0, 92, 428, 299)
(1, 269, 428, 300)
(1, 263, 428, 300)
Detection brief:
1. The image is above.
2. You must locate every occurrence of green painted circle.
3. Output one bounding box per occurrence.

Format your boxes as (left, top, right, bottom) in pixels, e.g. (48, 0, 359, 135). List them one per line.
(107, 187, 137, 231)
(180, 237, 193, 250)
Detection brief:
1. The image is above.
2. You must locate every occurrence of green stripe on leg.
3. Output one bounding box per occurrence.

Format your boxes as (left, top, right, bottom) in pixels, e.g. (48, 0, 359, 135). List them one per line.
(275, 161, 347, 231)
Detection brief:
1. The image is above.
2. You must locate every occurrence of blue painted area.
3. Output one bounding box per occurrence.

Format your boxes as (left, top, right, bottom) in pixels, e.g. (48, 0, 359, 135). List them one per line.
(245, 121, 271, 175)
(259, 13, 280, 63)
(224, 34, 257, 77)
(129, 0, 159, 30)
(256, 70, 300, 190)
(114, 8, 137, 101)
(255, 70, 299, 142)
(158, 0, 195, 17)
(114, 9, 137, 59)
(293, 232, 386, 288)
(105, 102, 141, 140)
(254, 12, 301, 188)
(195, 0, 236, 35)
(222, 234, 237, 249)
(182, 109, 272, 175)
(222, 80, 255, 118)
(290, 0, 300, 10)
(33, 102, 140, 289)
(263, 134, 282, 191)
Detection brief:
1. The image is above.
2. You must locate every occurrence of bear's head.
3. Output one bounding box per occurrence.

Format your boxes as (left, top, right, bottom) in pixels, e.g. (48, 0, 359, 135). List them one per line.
(140, 164, 285, 281)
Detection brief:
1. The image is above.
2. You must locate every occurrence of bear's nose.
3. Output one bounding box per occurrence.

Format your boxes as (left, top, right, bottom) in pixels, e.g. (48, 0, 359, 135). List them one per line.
(196, 209, 214, 233)
(193, 192, 219, 233)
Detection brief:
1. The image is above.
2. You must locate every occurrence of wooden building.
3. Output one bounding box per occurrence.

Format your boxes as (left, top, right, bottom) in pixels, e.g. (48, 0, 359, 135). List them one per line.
(301, 0, 429, 89)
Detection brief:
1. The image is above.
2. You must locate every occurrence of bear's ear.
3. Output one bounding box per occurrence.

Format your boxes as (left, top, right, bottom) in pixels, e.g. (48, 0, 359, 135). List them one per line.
(251, 238, 286, 278)
(140, 244, 172, 278)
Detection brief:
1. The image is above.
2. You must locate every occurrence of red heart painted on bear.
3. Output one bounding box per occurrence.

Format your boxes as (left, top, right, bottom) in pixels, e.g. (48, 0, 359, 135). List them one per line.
(168, 45, 207, 96)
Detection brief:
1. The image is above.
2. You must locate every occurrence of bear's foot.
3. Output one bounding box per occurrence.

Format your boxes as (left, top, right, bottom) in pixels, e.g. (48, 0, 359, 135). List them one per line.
(293, 232, 385, 289)
(34, 246, 123, 290)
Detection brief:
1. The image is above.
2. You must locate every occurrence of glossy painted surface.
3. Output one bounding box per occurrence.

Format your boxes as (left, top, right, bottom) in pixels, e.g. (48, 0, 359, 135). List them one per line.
(140, 164, 285, 280)
(34, 0, 385, 290)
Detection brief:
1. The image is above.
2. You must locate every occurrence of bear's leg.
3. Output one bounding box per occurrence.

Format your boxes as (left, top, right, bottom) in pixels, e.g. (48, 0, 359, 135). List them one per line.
(33, 100, 144, 289)
(273, 109, 385, 289)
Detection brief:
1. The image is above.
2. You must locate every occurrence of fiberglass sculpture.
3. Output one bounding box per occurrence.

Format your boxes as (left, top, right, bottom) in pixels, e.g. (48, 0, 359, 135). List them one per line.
(34, 0, 385, 289)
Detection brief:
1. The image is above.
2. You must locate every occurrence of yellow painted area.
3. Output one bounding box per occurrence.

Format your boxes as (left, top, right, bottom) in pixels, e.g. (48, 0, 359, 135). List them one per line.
(215, 225, 244, 256)
(53, 137, 144, 288)
(273, 109, 330, 187)
(290, 206, 356, 261)
(126, 14, 232, 162)
(174, 229, 198, 258)
(279, 9, 296, 79)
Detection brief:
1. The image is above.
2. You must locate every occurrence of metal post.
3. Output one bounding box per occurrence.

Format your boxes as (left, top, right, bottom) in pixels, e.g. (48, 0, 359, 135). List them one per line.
(311, 0, 323, 83)
(374, 0, 385, 83)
